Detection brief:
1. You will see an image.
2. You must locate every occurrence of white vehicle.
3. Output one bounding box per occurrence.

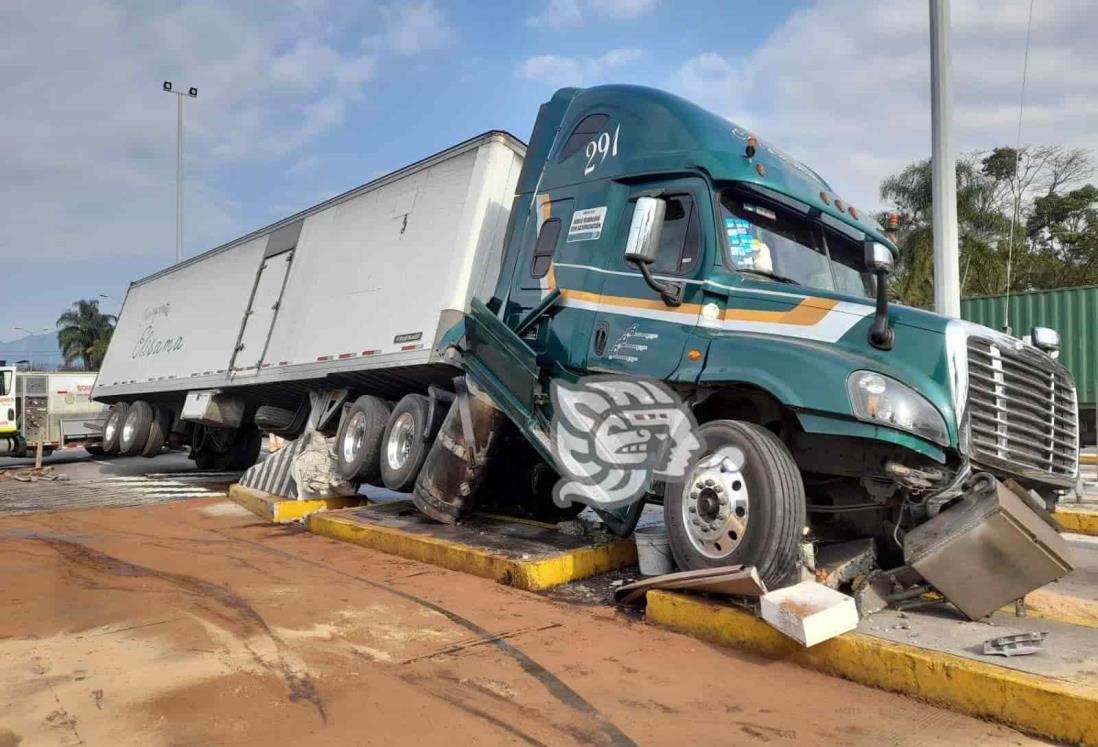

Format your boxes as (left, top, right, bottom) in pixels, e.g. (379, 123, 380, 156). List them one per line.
(0, 366, 108, 457)
(94, 132, 524, 472)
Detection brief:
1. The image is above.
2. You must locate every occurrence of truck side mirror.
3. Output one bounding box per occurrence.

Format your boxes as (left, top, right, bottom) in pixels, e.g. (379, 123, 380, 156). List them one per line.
(624, 197, 666, 264)
(864, 241, 894, 275)
(864, 241, 895, 351)
(624, 197, 682, 307)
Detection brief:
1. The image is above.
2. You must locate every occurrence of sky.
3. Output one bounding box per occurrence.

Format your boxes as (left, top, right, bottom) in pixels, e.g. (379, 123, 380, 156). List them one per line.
(3, 0, 1098, 344)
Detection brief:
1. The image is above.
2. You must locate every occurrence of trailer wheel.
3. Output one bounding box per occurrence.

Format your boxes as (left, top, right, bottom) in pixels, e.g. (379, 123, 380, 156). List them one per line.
(102, 402, 129, 454)
(381, 394, 431, 492)
(140, 405, 171, 458)
(217, 423, 262, 470)
(336, 396, 391, 483)
(255, 405, 298, 435)
(119, 400, 153, 456)
(664, 420, 805, 589)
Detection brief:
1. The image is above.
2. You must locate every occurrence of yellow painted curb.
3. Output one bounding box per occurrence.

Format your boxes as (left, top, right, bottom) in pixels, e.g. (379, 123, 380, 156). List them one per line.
(1020, 589, 1098, 629)
(229, 484, 364, 524)
(1057, 509, 1098, 537)
(307, 511, 637, 591)
(647, 590, 1098, 746)
(1081, 454, 1097, 466)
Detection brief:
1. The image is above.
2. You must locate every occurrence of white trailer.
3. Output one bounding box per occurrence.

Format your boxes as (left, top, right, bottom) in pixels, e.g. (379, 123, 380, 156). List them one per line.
(94, 132, 525, 472)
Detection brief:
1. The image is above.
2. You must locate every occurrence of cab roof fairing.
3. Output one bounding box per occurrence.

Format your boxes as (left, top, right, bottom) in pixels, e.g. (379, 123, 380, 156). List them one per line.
(541, 84, 898, 256)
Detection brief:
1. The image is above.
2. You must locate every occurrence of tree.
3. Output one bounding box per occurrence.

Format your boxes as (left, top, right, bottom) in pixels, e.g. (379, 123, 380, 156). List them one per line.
(56, 300, 116, 370)
(880, 145, 1096, 307)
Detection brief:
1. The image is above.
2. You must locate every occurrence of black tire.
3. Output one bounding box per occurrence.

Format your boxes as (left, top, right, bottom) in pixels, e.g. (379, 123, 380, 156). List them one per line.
(84, 445, 108, 457)
(664, 420, 805, 589)
(380, 394, 432, 492)
(102, 402, 129, 454)
(336, 396, 391, 483)
(217, 423, 262, 471)
(118, 400, 153, 456)
(140, 405, 171, 458)
(255, 404, 297, 434)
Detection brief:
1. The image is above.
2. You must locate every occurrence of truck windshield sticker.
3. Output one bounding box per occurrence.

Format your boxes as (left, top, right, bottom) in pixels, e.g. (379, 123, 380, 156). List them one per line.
(567, 207, 607, 242)
(725, 217, 770, 271)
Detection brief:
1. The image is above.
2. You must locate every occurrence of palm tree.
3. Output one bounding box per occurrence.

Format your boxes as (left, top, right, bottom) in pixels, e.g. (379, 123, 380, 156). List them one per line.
(56, 300, 116, 370)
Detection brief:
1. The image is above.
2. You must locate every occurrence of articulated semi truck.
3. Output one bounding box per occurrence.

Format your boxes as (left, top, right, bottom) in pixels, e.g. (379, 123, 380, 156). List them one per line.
(95, 85, 1079, 594)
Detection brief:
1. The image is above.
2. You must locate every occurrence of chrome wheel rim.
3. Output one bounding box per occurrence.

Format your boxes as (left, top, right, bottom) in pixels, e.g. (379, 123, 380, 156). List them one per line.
(385, 412, 416, 470)
(104, 412, 120, 442)
(121, 412, 137, 445)
(342, 412, 366, 463)
(681, 448, 750, 560)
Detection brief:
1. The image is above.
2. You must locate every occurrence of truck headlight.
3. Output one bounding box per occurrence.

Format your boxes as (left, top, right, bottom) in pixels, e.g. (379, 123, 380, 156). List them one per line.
(847, 371, 949, 447)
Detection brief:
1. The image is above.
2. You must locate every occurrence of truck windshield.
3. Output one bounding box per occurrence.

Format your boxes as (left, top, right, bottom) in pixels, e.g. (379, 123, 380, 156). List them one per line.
(719, 189, 875, 299)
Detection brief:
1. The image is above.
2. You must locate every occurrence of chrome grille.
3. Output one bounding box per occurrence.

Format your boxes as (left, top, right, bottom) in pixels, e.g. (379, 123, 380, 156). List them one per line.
(965, 336, 1078, 481)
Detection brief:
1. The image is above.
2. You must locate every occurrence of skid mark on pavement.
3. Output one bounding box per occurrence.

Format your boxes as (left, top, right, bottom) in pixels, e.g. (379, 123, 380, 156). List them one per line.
(212, 528, 638, 747)
(35, 538, 326, 722)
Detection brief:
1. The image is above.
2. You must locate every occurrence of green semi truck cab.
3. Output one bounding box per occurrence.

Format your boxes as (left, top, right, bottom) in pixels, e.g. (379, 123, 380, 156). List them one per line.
(453, 85, 1080, 586)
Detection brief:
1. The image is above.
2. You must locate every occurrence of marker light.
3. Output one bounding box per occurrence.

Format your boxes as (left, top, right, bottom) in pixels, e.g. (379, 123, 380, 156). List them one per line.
(820, 191, 831, 205)
(888, 213, 900, 229)
(745, 136, 758, 158)
(835, 199, 846, 213)
(756, 163, 766, 177)
(849, 206, 860, 220)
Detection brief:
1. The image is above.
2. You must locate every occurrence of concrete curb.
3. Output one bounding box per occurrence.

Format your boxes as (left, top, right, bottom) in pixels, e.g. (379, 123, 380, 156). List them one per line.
(646, 590, 1098, 746)
(229, 484, 364, 523)
(307, 509, 637, 591)
(1057, 509, 1098, 537)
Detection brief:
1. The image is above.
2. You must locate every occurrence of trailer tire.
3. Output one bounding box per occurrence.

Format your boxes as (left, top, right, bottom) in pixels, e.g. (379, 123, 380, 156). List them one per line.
(255, 405, 297, 435)
(664, 420, 805, 589)
(118, 400, 153, 456)
(102, 402, 129, 454)
(217, 423, 262, 471)
(381, 394, 431, 492)
(140, 405, 171, 458)
(336, 396, 390, 484)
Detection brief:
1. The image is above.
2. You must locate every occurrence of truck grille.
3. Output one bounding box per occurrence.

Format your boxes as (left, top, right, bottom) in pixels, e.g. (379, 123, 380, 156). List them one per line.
(966, 337, 1078, 481)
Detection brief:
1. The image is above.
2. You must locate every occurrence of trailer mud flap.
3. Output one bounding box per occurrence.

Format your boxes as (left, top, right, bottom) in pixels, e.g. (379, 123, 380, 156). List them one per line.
(413, 378, 506, 524)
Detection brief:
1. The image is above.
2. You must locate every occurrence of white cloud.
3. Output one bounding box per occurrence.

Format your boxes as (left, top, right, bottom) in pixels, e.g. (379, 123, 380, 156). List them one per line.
(526, 0, 656, 29)
(374, 0, 452, 54)
(670, 0, 1098, 212)
(0, 0, 452, 264)
(518, 48, 643, 86)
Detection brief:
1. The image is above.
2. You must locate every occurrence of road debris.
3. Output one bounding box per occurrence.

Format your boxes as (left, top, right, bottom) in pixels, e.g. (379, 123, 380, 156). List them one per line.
(760, 581, 859, 647)
(613, 565, 765, 606)
(982, 631, 1049, 657)
(0, 466, 70, 482)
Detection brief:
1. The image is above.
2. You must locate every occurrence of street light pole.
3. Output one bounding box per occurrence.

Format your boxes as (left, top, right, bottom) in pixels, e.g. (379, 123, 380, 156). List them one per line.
(929, 0, 961, 317)
(162, 82, 198, 265)
(14, 326, 49, 371)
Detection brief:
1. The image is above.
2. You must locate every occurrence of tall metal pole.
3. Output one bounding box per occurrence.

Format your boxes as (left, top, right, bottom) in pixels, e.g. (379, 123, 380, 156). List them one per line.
(930, 0, 960, 317)
(176, 93, 183, 265)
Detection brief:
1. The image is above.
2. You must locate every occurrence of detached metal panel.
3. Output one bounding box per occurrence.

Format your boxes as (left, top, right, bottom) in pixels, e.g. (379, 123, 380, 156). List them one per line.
(961, 286, 1097, 406)
(93, 132, 525, 402)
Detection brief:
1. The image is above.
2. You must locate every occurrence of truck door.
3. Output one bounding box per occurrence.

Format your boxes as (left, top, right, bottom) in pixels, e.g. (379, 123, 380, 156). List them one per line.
(501, 195, 594, 370)
(587, 178, 710, 379)
(229, 221, 301, 375)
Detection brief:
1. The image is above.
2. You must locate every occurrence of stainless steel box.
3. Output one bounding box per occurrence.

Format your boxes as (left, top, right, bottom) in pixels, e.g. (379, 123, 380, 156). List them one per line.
(903, 479, 1073, 620)
(181, 390, 244, 428)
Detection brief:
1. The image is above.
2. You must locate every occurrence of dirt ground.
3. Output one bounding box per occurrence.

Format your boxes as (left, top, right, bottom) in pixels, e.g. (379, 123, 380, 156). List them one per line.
(0, 497, 1041, 747)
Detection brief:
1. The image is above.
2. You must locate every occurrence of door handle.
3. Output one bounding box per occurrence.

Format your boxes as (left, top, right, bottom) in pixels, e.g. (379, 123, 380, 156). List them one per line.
(593, 322, 609, 356)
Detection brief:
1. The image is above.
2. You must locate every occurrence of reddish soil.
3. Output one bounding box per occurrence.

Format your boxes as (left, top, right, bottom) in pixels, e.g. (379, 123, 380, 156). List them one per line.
(0, 497, 1038, 746)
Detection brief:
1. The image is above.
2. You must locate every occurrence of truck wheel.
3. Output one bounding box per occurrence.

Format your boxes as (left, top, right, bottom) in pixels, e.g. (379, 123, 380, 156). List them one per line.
(140, 405, 171, 458)
(102, 402, 129, 454)
(664, 420, 805, 589)
(381, 394, 431, 492)
(119, 400, 153, 456)
(336, 396, 391, 483)
(217, 424, 262, 470)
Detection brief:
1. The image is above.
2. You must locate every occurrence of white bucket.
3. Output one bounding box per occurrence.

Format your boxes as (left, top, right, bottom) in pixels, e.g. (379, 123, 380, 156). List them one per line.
(634, 525, 674, 576)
